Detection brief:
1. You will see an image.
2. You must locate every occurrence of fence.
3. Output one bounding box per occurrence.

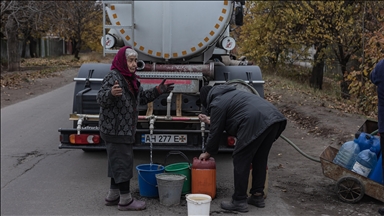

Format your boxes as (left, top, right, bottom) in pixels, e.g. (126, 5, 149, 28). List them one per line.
(0, 37, 66, 60)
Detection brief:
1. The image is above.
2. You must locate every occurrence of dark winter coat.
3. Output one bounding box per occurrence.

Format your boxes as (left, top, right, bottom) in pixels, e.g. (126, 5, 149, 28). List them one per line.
(204, 85, 287, 155)
(96, 70, 160, 143)
(370, 59, 384, 133)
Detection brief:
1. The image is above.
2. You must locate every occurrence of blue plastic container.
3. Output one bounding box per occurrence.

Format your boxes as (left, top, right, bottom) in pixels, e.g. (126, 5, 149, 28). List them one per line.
(368, 154, 383, 184)
(371, 136, 381, 157)
(352, 148, 378, 177)
(136, 164, 165, 197)
(354, 132, 373, 151)
(333, 141, 360, 170)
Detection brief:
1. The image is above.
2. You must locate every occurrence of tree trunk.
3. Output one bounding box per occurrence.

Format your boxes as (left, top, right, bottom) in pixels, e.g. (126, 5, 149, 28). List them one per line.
(21, 38, 27, 58)
(71, 39, 77, 55)
(339, 62, 350, 99)
(74, 39, 81, 60)
(310, 60, 324, 90)
(29, 36, 38, 58)
(5, 17, 20, 72)
(309, 43, 326, 90)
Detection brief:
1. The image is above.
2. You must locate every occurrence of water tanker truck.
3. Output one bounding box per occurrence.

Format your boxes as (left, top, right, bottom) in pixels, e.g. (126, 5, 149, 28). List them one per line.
(58, 0, 264, 152)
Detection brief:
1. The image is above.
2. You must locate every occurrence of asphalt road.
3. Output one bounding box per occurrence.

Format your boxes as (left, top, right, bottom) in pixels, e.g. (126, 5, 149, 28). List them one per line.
(1, 82, 294, 215)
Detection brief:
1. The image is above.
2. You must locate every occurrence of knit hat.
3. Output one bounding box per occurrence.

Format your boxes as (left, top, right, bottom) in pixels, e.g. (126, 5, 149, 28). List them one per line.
(200, 86, 213, 108)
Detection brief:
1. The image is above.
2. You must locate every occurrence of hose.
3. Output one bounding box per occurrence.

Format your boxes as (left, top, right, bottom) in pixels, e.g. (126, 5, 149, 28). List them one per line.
(371, 129, 379, 136)
(279, 134, 321, 163)
(280, 129, 380, 164)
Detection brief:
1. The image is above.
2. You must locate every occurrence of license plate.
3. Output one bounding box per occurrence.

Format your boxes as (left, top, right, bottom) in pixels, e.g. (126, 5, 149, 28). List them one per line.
(141, 134, 187, 143)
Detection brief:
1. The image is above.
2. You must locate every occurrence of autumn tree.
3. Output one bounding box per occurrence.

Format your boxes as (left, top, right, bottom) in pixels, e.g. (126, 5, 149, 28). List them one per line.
(290, 1, 366, 95)
(51, 1, 102, 59)
(1, 1, 54, 71)
(347, 3, 384, 115)
(239, 1, 331, 87)
(238, 1, 297, 69)
(20, 2, 56, 58)
(239, 1, 380, 96)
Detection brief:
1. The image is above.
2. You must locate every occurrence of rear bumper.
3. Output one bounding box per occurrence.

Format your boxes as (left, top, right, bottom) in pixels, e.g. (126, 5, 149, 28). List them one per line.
(58, 128, 235, 152)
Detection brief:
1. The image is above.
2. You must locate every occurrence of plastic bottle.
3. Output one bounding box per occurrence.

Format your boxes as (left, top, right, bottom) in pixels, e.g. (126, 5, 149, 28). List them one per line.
(352, 147, 378, 177)
(354, 132, 373, 151)
(371, 136, 381, 158)
(368, 154, 383, 184)
(333, 141, 360, 170)
(191, 157, 216, 199)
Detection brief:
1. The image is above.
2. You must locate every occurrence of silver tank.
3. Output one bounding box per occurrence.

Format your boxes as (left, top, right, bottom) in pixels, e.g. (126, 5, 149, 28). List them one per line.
(104, 1, 233, 61)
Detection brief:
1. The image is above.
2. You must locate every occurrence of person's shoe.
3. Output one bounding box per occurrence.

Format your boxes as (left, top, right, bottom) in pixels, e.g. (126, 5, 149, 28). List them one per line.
(105, 196, 120, 206)
(220, 199, 248, 212)
(118, 199, 146, 211)
(378, 207, 384, 215)
(247, 194, 265, 208)
(105, 189, 120, 206)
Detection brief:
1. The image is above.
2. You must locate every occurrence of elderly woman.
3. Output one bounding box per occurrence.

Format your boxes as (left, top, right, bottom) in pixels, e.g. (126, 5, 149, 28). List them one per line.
(96, 46, 174, 211)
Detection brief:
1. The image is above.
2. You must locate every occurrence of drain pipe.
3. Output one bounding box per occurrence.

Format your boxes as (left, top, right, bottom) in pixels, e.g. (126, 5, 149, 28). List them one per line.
(201, 122, 205, 137)
(166, 92, 173, 119)
(149, 115, 156, 165)
(77, 116, 85, 135)
(201, 121, 206, 151)
(149, 116, 156, 135)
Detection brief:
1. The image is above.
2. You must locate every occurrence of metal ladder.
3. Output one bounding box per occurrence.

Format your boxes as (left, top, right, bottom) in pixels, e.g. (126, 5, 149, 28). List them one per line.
(101, 0, 134, 56)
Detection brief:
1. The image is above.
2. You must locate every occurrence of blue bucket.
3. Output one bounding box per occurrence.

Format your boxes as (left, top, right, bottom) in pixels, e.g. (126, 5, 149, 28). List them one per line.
(136, 164, 165, 197)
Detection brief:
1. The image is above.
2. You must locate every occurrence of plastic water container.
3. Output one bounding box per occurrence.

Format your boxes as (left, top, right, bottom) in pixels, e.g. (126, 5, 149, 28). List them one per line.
(368, 154, 383, 184)
(371, 136, 381, 158)
(333, 141, 360, 170)
(352, 148, 378, 177)
(191, 157, 216, 199)
(354, 132, 373, 151)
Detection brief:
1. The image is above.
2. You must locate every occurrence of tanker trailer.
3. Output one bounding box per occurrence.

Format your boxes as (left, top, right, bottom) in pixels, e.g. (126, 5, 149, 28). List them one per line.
(58, 0, 265, 152)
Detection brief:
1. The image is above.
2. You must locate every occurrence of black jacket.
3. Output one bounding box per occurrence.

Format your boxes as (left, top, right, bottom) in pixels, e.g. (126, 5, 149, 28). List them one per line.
(96, 70, 160, 143)
(205, 85, 286, 155)
(370, 59, 384, 133)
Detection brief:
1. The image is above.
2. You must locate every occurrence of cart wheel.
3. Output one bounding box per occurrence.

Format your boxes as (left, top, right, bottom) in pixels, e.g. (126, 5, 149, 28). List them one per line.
(336, 176, 365, 203)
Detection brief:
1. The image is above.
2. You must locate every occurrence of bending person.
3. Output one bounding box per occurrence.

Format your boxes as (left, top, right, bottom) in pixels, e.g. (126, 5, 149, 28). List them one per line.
(198, 85, 287, 212)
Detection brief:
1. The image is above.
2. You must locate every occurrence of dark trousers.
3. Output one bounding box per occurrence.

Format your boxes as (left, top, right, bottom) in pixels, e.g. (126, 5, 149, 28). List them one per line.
(232, 121, 285, 201)
(381, 135, 384, 185)
(110, 178, 131, 194)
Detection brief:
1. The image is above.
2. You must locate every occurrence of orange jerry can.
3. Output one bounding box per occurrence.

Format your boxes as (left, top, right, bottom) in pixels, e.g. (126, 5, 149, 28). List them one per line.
(191, 157, 216, 199)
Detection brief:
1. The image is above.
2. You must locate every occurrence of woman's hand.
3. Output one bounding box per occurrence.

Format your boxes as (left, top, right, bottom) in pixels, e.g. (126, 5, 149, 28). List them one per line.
(111, 81, 122, 96)
(157, 79, 175, 94)
(198, 114, 210, 124)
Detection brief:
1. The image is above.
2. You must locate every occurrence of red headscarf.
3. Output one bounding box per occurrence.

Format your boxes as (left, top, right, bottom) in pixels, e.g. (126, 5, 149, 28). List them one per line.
(110, 46, 139, 93)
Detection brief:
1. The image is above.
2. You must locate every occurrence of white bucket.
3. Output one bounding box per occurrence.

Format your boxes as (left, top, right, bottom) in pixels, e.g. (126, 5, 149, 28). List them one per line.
(186, 193, 212, 216)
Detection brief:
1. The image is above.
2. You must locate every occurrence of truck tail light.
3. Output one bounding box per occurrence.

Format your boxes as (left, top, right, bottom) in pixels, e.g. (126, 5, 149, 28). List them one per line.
(227, 136, 237, 147)
(69, 134, 100, 144)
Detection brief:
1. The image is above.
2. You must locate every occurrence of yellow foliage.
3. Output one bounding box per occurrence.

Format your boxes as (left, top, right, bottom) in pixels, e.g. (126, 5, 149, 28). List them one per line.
(239, 1, 383, 115)
(347, 10, 383, 115)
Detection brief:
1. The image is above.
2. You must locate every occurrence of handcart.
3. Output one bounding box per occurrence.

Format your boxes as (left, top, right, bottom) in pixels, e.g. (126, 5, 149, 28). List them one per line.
(320, 120, 383, 204)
